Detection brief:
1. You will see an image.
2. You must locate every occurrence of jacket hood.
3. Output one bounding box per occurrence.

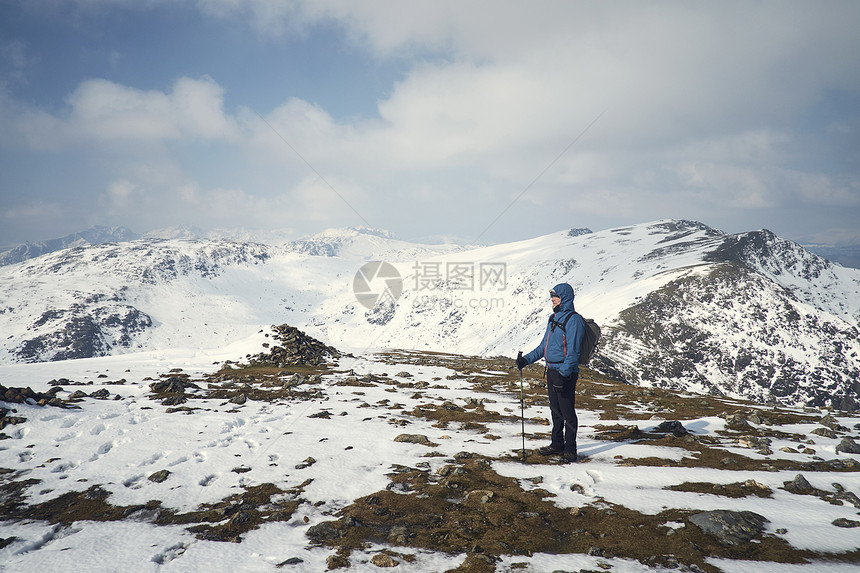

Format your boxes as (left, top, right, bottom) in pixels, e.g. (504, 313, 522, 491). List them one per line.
(552, 282, 575, 312)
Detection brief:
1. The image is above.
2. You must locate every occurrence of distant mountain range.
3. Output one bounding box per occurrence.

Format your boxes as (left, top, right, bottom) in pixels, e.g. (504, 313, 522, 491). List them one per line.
(1, 220, 858, 411)
(0, 226, 139, 266)
(804, 244, 860, 270)
(4, 224, 859, 270)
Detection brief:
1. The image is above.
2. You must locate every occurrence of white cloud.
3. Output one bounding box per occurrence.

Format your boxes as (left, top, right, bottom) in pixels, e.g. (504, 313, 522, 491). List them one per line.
(13, 76, 238, 149)
(3, 1, 860, 245)
(105, 179, 137, 203)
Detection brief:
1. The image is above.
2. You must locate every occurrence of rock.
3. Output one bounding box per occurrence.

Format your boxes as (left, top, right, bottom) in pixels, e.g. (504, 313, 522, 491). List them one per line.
(832, 518, 860, 528)
(149, 377, 192, 394)
(326, 554, 349, 569)
(277, 557, 304, 566)
(723, 412, 752, 430)
(295, 457, 316, 470)
(148, 470, 170, 483)
(89, 388, 110, 399)
(595, 424, 643, 441)
(653, 420, 689, 437)
(249, 324, 341, 367)
(394, 434, 439, 447)
(387, 525, 409, 544)
(370, 553, 399, 567)
(831, 483, 860, 508)
(738, 436, 771, 450)
(0, 384, 57, 406)
(820, 414, 848, 431)
(689, 510, 769, 546)
(783, 474, 815, 494)
(306, 522, 340, 542)
(69, 390, 88, 399)
(161, 395, 187, 406)
(464, 490, 495, 504)
(835, 437, 860, 454)
(811, 427, 839, 439)
(230, 393, 247, 405)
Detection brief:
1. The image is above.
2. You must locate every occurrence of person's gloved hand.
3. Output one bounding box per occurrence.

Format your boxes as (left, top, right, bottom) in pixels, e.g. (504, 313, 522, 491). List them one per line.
(516, 354, 527, 370)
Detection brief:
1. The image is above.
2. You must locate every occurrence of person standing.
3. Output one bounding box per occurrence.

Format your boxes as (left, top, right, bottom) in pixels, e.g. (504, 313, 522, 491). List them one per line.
(516, 282, 585, 463)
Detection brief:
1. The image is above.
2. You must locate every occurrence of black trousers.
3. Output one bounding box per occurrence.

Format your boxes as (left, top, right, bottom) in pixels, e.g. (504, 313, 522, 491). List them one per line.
(546, 369, 579, 454)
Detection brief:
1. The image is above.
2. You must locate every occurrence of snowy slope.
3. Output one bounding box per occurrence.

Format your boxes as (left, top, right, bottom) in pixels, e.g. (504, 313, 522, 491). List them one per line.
(1, 340, 859, 572)
(1, 221, 858, 409)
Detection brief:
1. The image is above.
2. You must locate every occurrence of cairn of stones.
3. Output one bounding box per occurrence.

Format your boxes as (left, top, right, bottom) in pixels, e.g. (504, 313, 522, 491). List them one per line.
(250, 324, 341, 367)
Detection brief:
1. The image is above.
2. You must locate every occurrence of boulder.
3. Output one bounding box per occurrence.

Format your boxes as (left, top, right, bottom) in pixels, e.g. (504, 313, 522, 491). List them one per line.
(835, 437, 860, 455)
(653, 420, 689, 437)
(689, 510, 769, 546)
(394, 434, 439, 447)
(783, 474, 815, 494)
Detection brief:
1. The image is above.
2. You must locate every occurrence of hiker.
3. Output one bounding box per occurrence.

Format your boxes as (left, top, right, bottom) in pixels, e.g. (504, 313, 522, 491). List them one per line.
(516, 282, 585, 463)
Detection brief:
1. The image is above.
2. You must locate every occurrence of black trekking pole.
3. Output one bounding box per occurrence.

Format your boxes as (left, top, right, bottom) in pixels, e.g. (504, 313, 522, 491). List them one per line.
(517, 351, 526, 462)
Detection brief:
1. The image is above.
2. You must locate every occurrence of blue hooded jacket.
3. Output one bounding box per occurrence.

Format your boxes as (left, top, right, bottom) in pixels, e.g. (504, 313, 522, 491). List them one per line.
(523, 282, 584, 377)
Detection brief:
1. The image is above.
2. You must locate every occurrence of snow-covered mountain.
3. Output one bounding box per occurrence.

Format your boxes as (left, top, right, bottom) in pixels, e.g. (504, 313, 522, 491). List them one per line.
(143, 225, 297, 245)
(0, 225, 138, 266)
(1, 221, 858, 410)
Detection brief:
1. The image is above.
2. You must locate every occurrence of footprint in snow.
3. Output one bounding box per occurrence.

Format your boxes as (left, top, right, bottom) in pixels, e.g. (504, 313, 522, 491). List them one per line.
(88, 441, 116, 462)
(199, 474, 217, 487)
(140, 452, 165, 466)
(10, 427, 30, 440)
(586, 469, 602, 484)
(127, 413, 149, 426)
(56, 431, 80, 442)
(51, 461, 78, 474)
(151, 542, 189, 565)
(123, 474, 144, 488)
(90, 423, 107, 436)
(169, 455, 189, 467)
(220, 418, 246, 433)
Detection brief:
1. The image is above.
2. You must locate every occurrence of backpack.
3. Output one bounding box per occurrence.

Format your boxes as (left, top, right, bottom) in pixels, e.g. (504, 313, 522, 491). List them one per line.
(548, 312, 601, 367)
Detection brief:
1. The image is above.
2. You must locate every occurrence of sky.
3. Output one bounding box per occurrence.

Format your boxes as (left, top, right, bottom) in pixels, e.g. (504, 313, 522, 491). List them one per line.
(1, 0, 859, 249)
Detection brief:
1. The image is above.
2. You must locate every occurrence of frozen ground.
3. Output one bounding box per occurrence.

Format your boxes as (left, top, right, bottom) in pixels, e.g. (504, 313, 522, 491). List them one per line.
(1, 329, 859, 572)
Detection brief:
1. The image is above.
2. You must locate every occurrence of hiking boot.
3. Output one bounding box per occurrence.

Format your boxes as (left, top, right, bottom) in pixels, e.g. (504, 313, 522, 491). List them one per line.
(538, 445, 564, 456)
(561, 452, 580, 463)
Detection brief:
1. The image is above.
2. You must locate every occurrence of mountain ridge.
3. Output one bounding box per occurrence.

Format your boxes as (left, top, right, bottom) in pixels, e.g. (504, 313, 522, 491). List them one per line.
(0, 225, 139, 266)
(1, 219, 857, 411)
